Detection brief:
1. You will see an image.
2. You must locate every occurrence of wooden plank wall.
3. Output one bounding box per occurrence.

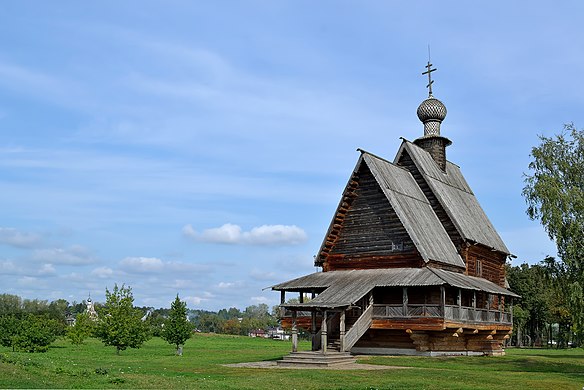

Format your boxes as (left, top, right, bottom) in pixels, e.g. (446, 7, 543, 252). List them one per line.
(465, 245, 506, 287)
(321, 163, 424, 271)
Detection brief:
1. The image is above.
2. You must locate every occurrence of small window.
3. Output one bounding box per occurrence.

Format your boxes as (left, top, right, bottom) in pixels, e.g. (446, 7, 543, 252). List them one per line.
(391, 242, 403, 251)
(476, 259, 482, 277)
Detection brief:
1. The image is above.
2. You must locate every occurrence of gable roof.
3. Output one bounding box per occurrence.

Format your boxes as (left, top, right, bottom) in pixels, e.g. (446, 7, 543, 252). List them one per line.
(271, 268, 519, 309)
(395, 141, 510, 255)
(361, 152, 466, 268)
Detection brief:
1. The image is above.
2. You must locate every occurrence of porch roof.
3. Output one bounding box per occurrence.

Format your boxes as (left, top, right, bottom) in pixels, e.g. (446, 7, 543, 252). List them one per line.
(272, 268, 519, 309)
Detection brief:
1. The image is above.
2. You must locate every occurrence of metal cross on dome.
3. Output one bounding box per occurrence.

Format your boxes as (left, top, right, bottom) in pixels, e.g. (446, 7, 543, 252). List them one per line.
(422, 58, 437, 97)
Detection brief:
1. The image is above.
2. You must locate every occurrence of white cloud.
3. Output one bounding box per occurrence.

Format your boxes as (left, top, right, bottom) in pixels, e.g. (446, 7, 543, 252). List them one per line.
(32, 245, 95, 265)
(250, 269, 279, 282)
(185, 223, 307, 246)
(120, 257, 164, 272)
(91, 266, 114, 279)
(17, 276, 39, 287)
(119, 256, 210, 274)
(250, 296, 269, 303)
(38, 263, 56, 276)
(0, 227, 43, 249)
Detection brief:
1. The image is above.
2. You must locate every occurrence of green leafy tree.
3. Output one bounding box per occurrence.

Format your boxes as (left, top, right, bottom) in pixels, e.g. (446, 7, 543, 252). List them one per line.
(95, 284, 150, 354)
(12, 314, 59, 352)
(0, 315, 22, 351)
(523, 123, 584, 343)
(66, 312, 95, 345)
(161, 295, 193, 355)
(523, 124, 584, 270)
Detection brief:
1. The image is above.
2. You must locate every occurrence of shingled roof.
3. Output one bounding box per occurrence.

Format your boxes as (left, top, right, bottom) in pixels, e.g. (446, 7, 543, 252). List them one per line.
(272, 268, 519, 309)
(361, 152, 466, 268)
(395, 141, 510, 254)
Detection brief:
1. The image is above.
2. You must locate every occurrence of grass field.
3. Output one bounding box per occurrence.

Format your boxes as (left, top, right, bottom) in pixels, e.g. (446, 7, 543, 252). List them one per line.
(0, 334, 582, 389)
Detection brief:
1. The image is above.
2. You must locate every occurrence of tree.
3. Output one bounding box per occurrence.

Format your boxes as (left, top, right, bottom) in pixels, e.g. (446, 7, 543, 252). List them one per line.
(523, 124, 584, 271)
(161, 295, 193, 355)
(94, 284, 150, 354)
(0, 315, 22, 351)
(66, 312, 94, 345)
(523, 123, 584, 343)
(12, 314, 60, 353)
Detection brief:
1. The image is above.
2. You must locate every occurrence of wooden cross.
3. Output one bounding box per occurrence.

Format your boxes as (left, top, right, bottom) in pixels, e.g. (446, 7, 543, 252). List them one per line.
(422, 60, 436, 96)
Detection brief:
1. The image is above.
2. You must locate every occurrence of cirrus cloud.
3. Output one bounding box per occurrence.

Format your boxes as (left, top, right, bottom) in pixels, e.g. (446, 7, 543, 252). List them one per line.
(183, 223, 307, 245)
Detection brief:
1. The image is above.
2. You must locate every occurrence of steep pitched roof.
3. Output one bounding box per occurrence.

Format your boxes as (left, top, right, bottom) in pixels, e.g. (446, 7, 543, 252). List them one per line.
(271, 268, 519, 309)
(362, 152, 465, 268)
(315, 151, 465, 269)
(395, 141, 510, 255)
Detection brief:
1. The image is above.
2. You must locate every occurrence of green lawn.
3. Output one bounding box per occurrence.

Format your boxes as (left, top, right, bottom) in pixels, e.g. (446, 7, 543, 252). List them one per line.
(0, 334, 582, 389)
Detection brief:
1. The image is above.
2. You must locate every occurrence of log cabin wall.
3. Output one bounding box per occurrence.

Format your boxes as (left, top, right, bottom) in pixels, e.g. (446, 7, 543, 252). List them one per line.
(464, 245, 506, 287)
(322, 163, 424, 271)
(396, 151, 464, 252)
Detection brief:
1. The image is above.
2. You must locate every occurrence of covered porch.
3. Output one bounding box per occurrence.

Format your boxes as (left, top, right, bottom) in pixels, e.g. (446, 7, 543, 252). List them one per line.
(273, 268, 519, 355)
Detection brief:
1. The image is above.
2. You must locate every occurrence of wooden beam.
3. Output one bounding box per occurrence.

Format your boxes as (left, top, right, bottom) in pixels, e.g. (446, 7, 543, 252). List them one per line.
(339, 310, 346, 351)
(402, 287, 408, 317)
(291, 311, 298, 353)
(321, 311, 328, 354)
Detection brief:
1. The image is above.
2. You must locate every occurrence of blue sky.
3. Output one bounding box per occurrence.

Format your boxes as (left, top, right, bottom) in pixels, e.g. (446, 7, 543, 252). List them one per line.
(1, 1, 580, 310)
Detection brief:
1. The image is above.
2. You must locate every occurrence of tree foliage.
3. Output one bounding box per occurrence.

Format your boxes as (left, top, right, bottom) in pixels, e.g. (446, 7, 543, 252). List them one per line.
(11, 314, 60, 352)
(66, 312, 95, 345)
(523, 123, 584, 342)
(161, 295, 193, 355)
(94, 284, 150, 354)
(523, 123, 584, 272)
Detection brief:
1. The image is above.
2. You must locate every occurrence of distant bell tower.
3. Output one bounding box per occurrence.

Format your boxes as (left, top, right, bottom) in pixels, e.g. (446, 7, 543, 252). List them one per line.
(85, 293, 98, 321)
(413, 58, 452, 171)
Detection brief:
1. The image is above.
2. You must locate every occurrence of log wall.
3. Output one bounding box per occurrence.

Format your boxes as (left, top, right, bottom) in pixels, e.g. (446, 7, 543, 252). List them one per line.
(464, 245, 506, 287)
(320, 163, 424, 271)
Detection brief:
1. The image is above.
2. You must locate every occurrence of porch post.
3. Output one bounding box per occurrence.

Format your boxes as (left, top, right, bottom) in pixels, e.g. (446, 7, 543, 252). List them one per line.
(457, 289, 462, 320)
(498, 294, 503, 323)
(291, 310, 298, 353)
(440, 286, 446, 317)
(299, 292, 304, 303)
(280, 291, 286, 318)
(339, 309, 346, 352)
(472, 291, 476, 309)
(311, 310, 317, 351)
(510, 297, 514, 324)
(402, 287, 408, 317)
(321, 311, 328, 354)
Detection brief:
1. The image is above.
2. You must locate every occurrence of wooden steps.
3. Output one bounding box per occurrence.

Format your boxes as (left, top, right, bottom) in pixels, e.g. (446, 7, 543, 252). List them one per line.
(277, 351, 356, 367)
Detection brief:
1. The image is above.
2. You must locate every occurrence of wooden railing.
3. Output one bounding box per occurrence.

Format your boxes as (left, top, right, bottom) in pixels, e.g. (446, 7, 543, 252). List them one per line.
(343, 303, 373, 351)
(372, 304, 512, 324)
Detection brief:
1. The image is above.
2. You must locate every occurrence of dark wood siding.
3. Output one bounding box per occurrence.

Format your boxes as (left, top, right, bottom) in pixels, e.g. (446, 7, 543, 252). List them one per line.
(321, 163, 423, 271)
(465, 245, 507, 287)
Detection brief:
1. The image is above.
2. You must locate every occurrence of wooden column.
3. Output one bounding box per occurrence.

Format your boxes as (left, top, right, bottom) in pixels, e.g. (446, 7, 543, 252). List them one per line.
(311, 310, 317, 351)
(321, 311, 328, 354)
(339, 310, 346, 352)
(311, 289, 316, 299)
(472, 291, 477, 321)
(402, 287, 408, 317)
(280, 291, 286, 318)
(299, 292, 304, 303)
(457, 289, 462, 320)
(291, 310, 298, 353)
(498, 294, 502, 323)
(440, 286, 446, 317)
(510, 297, 514, 324)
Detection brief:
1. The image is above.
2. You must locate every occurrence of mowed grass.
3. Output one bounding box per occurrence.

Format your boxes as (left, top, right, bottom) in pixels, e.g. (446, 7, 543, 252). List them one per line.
(0, 334, 582, 389)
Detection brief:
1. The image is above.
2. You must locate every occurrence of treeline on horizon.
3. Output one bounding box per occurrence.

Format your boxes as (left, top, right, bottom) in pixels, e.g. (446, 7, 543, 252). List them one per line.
(0, 292, 280, 339)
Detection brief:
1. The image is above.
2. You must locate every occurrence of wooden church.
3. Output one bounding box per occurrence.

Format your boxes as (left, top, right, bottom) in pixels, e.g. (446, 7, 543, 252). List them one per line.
(272, 62, 519, 361)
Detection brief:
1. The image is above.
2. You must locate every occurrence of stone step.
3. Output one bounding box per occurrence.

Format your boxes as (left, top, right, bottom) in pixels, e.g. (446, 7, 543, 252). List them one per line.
(277, 351, 356, 367)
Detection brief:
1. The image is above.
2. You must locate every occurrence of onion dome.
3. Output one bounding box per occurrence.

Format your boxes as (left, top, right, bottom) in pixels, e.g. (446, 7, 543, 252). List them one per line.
(417, 95, 447, 137)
